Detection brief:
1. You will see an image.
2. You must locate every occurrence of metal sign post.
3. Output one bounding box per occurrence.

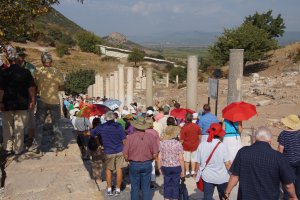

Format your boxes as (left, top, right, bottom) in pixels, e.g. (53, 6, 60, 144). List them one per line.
(208, 78, 219, 116)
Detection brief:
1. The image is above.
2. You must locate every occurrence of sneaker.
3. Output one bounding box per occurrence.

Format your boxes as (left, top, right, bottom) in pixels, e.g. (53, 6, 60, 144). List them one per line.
(185, 174, 191, 178)
(150, 182, 158, 190)
(106, 190, 113, 196)
(114, 190, 120, 196)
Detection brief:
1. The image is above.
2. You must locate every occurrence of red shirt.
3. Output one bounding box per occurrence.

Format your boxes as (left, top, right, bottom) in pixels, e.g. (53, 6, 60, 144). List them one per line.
(123, 131, 159, 162)
(180, 122, 201, 151)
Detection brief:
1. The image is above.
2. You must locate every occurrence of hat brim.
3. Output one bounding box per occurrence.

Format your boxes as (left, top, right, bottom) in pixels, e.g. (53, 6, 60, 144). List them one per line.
(281, 118, 300, 130)
(132, 122, 149, 130)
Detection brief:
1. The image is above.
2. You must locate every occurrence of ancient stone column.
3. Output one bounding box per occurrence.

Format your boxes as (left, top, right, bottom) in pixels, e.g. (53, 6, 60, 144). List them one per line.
(186, 55, 198, 111)
(105, 77, 110, 98)
(126, 67, 134, 107)
(93, 73, 101, 97)
(118, 64, 125, 106)
(138, 66, 143, 78)
(114, 71, 119, 99)
(176, 75, 179, 86)
(87, 85, 94, 98)
(227, 49, 244, 105)
(166, 73, 169, 87)
(109, 73, 115, 99)
(99, 76, 104, 98)
(146, 67, 153, 107)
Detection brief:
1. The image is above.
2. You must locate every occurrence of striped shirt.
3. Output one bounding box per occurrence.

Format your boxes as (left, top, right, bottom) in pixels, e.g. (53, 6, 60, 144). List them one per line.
(278, 130, 300, 164)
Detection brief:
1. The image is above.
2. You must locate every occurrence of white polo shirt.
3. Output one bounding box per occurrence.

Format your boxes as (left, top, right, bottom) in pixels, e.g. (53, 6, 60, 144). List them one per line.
(195, 139, 230, 184)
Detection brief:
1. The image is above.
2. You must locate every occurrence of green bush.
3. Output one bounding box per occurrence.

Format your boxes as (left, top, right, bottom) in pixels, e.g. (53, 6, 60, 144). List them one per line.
(65, 69, 95, 95)
(170, 67, 187, 83)
(76, 32, 102, 54)
(56, 43, 69, 57)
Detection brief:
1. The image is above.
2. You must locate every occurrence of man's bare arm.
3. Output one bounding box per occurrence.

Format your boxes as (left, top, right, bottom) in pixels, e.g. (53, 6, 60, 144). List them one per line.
(284, 183, 298, 200)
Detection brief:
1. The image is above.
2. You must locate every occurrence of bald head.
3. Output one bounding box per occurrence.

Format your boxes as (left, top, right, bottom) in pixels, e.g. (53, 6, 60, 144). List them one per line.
(255, 126, 272, 142)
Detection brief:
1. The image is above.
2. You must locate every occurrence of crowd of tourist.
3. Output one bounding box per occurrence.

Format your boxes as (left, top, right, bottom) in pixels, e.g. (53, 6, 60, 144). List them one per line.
(0, 44, 300, 200)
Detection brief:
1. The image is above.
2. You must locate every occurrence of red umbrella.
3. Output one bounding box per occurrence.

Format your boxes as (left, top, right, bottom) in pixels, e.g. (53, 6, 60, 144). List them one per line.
(170, 108, 195, 120)
(79, 104, 111, 117)
(222, 101, 257, 122)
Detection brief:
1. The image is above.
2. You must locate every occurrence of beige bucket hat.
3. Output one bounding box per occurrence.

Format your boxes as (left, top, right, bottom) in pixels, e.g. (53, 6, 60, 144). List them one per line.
(281, 114, 300, 130)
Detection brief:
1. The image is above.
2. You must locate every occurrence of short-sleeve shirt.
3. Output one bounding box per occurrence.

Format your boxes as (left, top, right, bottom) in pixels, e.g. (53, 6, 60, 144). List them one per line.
(123, 131, 159, 162)
(197, 112, 219, 135)
(195, 139, 230, 184)
(91, 120, 126, 154)
(34, 66, 64, 105)
(180, 122, 201, 151)
(0, 64, 35, 111)
(230, 141, 295, 200)
(160, 139, 184, 167)
(278, 130, 300, 164)
(74, 117, 91, 132)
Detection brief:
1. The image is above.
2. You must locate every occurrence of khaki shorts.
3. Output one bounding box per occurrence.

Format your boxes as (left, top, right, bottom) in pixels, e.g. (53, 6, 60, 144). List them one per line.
(105, 152, 128, 171)
(183, 150, 197, 162)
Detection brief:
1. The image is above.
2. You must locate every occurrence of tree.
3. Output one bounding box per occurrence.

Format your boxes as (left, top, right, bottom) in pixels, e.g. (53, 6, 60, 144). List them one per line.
(128, 48, 145, 67)
(170, 67, 187, 83)
(76, 32, 102, 54)
(65, 69, 95, 95)
(208, 23, 278, 66)
(0, 0, 84, 46)
(244, 10, 285, 38)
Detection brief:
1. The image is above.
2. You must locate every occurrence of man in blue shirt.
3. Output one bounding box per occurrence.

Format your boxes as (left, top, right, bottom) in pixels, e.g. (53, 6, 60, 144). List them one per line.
(91, 111, 127, 196)
(197, 104, 219, 142)
(223, 127, 297, 200)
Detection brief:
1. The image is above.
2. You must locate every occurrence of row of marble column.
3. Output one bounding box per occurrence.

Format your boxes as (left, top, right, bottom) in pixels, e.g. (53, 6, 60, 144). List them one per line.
(88, 65, 153, 107)
(88, 49, 243, 110)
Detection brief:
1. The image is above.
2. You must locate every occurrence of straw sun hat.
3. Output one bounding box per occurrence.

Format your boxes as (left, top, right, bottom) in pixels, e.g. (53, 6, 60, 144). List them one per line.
(281, 114, 300, 130)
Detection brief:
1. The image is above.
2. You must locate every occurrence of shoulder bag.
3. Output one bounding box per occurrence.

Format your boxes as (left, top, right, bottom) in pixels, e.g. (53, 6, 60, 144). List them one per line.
(196, 141, 221, 191)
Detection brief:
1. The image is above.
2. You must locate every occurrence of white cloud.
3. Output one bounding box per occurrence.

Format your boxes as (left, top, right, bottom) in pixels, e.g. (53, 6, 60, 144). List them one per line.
(131, 2, 162, 16)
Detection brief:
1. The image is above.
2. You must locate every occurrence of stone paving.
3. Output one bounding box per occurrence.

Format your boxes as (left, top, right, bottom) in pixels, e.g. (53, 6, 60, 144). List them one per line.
(1, 119, 238, 200)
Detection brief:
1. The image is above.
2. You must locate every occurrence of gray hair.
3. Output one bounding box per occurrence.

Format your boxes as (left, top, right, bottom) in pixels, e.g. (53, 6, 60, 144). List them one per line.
(163, 106, 170, 115)
(105, 111, 115, 121)
(255, 126, 272, 142)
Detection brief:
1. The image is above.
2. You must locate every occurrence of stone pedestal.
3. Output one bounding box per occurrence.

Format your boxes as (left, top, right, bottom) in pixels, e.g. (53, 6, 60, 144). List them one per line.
(114, 71, 119, 99)
(105, 77, 110, 98)
(126, 67, 134, 107)
(186, 55, 198, 111)
(109, 74, 115, 99)
(146, 67, 153, 107)
(118, 64, 125, 106)
(227, 49, 244, 105)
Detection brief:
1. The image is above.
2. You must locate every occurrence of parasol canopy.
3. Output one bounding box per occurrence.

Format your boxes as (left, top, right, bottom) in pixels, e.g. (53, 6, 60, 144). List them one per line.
(79, 104, 111, 118)
(103, 99, 122, 110)
(170, 108, 195, 120)
(222, 101, 257, 122)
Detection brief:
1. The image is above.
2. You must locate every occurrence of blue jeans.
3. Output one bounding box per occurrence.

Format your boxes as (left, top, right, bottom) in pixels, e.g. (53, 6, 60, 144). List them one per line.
(283, 162, 300, 200)
(203, 180, 227, 200)
(162, 166, 182, 199)
(35, 101, 63, 148)
(129, 160, 152, 200)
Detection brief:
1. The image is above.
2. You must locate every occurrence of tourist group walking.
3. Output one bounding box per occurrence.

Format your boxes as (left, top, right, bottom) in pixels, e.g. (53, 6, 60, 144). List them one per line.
(0, 45, 299, 200)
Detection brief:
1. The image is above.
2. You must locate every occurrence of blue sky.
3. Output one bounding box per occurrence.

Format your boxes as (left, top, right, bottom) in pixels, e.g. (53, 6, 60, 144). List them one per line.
(54, 0, 300, 37)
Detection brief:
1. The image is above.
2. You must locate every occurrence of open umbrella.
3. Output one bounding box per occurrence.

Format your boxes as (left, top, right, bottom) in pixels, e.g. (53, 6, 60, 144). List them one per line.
(103, 99, 122, 110)
(170, 108, 195, 120)
(79, 104, 111, 117)
(222, 101, 257, 122)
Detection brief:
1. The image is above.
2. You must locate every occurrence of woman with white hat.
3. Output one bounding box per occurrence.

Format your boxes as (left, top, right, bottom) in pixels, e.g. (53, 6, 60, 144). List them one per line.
(278, 114, 300, 199)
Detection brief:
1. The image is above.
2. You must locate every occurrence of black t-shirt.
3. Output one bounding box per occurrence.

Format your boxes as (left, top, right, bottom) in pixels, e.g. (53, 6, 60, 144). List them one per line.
(230, 141, 295, 200)
(0, 64, 35, 111)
